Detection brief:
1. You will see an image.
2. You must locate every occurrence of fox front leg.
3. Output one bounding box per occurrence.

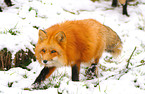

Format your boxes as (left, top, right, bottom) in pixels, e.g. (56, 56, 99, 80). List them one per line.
(71, 63, 80, 81)
(32, 67, 56, 88)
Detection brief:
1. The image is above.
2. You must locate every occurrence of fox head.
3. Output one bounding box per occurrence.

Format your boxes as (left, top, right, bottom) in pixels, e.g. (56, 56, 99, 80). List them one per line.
(35, 29, 67, 67)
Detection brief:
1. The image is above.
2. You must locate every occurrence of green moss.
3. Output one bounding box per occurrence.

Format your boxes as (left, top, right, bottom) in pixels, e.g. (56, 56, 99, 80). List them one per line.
(0, 24, 20, 35)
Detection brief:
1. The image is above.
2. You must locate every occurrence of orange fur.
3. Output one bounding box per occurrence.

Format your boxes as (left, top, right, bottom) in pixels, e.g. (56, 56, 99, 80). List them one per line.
(119, 0, 126, 4)
(35, 19, 122, 79)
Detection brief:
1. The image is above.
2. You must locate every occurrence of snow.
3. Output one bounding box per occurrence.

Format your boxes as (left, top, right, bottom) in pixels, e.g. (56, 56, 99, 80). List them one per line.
(0, 0, 145, 94)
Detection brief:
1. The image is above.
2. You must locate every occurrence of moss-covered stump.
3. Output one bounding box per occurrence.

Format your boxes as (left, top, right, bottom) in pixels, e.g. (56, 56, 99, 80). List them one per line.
(0, 48, 12, 70)
(0, 48, 36, 71)
(14, 48, 36, 70)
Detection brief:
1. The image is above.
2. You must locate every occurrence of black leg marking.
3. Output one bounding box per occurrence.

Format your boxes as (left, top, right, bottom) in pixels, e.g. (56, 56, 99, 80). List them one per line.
(4, 0, 13, 7)
(86, 63, 97, 80)
(72, 64, 79, 81)
(0, 7, 2, 12)
(122, 0, 129, 16)
(112, 0, 118, 7)
(33, 67, 50, 84)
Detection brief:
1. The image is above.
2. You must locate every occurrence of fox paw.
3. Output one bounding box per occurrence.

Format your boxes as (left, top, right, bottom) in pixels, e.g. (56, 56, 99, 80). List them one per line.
(30, 83, 42, 89)
(23, 83, 41, 91)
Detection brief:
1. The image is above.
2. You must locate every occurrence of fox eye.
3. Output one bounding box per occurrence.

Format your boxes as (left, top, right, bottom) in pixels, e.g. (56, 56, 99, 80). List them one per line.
(51, 50, 56, 53)
(42, 49, 46, 53)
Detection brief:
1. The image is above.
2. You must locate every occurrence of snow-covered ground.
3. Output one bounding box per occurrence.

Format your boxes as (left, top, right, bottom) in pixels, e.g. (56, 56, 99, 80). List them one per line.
(0, 0, 145, 94)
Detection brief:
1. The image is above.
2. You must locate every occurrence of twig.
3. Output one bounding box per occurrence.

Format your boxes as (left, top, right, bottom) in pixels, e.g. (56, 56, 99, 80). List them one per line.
(94, 46, 143, 86)
(105, 74, 116, 80)
(135, 63, 145, 67)
(117, 47, 136, 79)
(126, 46, 137, 69)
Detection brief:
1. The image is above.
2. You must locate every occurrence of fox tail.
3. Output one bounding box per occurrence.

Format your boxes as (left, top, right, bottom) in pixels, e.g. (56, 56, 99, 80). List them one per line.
(104, 25, 123, 57)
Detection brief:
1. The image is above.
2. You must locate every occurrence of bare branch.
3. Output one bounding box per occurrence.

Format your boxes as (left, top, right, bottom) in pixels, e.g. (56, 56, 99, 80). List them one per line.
(126, 46, 137, 69)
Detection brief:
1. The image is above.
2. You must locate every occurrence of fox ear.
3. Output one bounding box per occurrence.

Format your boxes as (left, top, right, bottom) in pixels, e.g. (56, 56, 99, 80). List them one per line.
(39, 29, 47, 41)
(55, 31, 66, 43)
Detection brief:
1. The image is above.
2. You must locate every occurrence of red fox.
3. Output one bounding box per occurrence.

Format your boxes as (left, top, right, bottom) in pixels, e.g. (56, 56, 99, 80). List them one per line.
(33, 19, 122, 87)
(112, 0, 129, 16)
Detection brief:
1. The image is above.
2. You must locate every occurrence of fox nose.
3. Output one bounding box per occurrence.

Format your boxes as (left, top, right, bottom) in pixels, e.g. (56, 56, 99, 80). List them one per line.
(43, 60, 48, 64)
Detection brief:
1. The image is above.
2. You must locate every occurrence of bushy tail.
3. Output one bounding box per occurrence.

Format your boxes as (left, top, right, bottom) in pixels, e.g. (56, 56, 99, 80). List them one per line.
(104, 25, 122, 57)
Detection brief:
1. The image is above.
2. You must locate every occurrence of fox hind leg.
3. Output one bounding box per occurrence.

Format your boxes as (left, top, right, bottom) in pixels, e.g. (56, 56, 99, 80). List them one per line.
(86, 59, 99, 80)
(122, 0, 129, 16)
(112, 0, 118, 7)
